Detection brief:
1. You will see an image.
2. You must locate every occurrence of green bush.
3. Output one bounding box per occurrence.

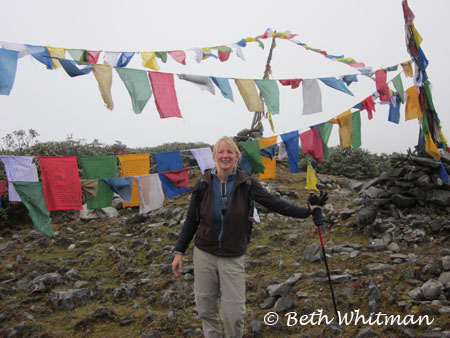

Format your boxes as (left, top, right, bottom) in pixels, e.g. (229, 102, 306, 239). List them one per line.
(300, 147, 391, 180)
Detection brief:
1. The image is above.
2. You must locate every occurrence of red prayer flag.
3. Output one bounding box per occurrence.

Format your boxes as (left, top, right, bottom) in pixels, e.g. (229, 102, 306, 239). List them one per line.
(148, 71, 183, 119)
(38, 156, 83, 211)
(168, 50, 186, 65)
(348, 62, 366, 68)
(362, 96, 376, 120)
(375, 69, 391, 103)
(218, 49, 231, 62)
(299, 128, 323, 163)
(160, 168, 189, 188)
(0, 181, 7, 197)
(279, 79, 302, 89)
(87, 50, 101, 64)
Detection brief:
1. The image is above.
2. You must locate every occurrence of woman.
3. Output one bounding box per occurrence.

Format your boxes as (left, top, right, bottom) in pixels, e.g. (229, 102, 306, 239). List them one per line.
(171, 136, 324, 338)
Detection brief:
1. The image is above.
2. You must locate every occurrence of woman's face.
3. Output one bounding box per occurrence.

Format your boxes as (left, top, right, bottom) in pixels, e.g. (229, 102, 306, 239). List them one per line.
(214, 141, 239, 172)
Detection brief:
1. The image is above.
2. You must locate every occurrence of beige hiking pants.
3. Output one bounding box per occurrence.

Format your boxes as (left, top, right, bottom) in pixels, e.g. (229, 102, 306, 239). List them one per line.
(193, 246, 246, 338)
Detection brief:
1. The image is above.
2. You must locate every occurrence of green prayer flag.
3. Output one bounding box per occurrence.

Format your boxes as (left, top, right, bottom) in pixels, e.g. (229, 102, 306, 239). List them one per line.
(352, 110, 362, 149)
(80, 155, 117, 210)
(392, 74, 405, 104)
(67, 49, 88, 63)
(239, 140, 265, 174)
(255, 79, 280, 114)
(13, 181, 54, 237)
(115, 67, 152, 114)
(422, 80, 436, 112)
(386, 65, 399, 72)
(155, 51, 168, 63)
(316, 122, 333, 160)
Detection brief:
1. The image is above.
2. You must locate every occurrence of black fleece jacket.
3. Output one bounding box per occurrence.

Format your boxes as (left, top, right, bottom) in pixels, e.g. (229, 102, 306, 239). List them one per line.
(174, 169, 311, 257)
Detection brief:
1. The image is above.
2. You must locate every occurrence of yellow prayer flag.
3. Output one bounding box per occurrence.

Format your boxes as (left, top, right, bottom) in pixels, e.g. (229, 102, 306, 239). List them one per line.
(411, 24, 423, 47)
(202, 47, 212, 60)
(245, 37, 255, 42)
(401, 61, 414, 78)
(46, 46, 66, 69)
(141, 52, 160, 70)
(258, 136, 278, 180)
(336, 110, 353, 148)
(118, 154, 150, 207)
(405, 86, 422, 121)
(92, 64, 114, 110)
(438, 125, 448, 145)
(234, 79, 264, 112)
(425, 132, 441, 161)
(305, 163, 319, 192)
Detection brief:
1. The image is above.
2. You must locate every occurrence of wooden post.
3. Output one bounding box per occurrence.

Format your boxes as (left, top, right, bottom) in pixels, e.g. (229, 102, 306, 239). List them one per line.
(250, 34, 277, 134)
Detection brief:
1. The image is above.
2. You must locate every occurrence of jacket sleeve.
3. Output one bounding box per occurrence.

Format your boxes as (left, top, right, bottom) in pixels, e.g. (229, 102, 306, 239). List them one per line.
(250, 178, 311, 219)
(174, 182, 201, 253)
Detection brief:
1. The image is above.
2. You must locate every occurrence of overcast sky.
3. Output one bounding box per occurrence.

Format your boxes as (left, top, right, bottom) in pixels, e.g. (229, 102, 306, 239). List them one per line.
(1, 0, 449, 154)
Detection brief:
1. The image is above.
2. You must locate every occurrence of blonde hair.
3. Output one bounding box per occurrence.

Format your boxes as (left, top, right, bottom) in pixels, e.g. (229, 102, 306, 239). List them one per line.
(213, 136, 241, 157)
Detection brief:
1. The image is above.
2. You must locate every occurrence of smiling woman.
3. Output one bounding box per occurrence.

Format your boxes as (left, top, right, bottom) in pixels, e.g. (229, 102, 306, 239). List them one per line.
(213, 136, 241, 182)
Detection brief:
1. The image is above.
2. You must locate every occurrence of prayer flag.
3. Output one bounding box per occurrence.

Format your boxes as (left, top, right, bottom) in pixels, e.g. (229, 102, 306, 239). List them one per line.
(80, 179, 98, 200)
(26, 44, 53, 69)
(279, 79, 302, 89)
(141, 51, 160, 70)
(258, 136, 278, 180)
(388, 95, 401, 124)
(100, 177, 133, 203)
(117, 52, 135, 67)
(13, 181, 54, 237)
(160, 168, 190, 188)
(352, 110, 362, 149)
(59, 58, 93, 77)
(255, 79, 280, 114)
(116, 67, 152, 114)
(148, 72, 182, 118)
(361, 96, 375, 120)
(156, 51, 168, 63)
(189, 147, 215, 173)
(38, 156, 83, 211)
(80, 155, 117, 210)
(392, 73, 405, 103)
(87, 50, 101, 64)
(405, 85, 422, 121)
(118, 154, 150, 207)
(234, 79, 264, 112)
(440, 161, 449, 183)
(0, 181, 7, 198)
(153, 151, 183, 173)
(316, 122, 333, 160)
(332, 110, 353, 148)
(239, 140, 265, 174)
(92, 64, 114, 110)
(302, 79, 322, 115)
(211, 77, 234, 102)
(168, 50, 186, 65)
(0, 48, 18, 95)
(134, 174, 165, 214)
(0, 156, 39, 202)
(305, 163, 319, 192)
(178, 74, 215, 94)
(45, 46, 65, 69)
(342, 74, 358, 86)
(280, 130, 300, 173)
(67, 49, 88, 63)
(103, 51, 120, 66)
(401, 61, 413, 77)
(300, 128, 323, 163)
(425, 132, 441, 161)
(375, 69, 391, 103)
(319, 77, 354, 96)
(1, 42, 27, 58)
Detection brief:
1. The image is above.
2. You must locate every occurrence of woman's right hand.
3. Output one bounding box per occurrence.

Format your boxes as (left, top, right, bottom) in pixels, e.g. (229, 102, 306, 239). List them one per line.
(171, 253, 183, 278)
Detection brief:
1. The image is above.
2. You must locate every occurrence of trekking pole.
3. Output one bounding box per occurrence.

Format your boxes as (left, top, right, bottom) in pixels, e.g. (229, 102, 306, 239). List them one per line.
(312, 207, 339, 319)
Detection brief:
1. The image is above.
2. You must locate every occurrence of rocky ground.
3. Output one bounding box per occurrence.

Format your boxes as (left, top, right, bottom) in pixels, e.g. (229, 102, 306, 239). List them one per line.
(0, 158, 449, 338)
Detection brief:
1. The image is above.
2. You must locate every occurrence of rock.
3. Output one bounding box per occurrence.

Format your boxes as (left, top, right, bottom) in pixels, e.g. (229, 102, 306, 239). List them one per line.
(249, 320, 264, 333)
(260, 297, 276, 309)
(362, 263, 394, 274)
(442, 256, 450, 271)
(50, 288, 90, 310)
(354, 208, 376, 227)
(392, 194, 416, 208)
(367, 238, 386, 252)
(274, 297, 294, 312)
(426, 189, 450, 206)
(267, 283, 291, 297)
(356, 327, 379, 337)
(304, 243, 322, 263)
(80, 205, 119, 220)
(421, 279, 443, 300)
(438, 272, 450, 285)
